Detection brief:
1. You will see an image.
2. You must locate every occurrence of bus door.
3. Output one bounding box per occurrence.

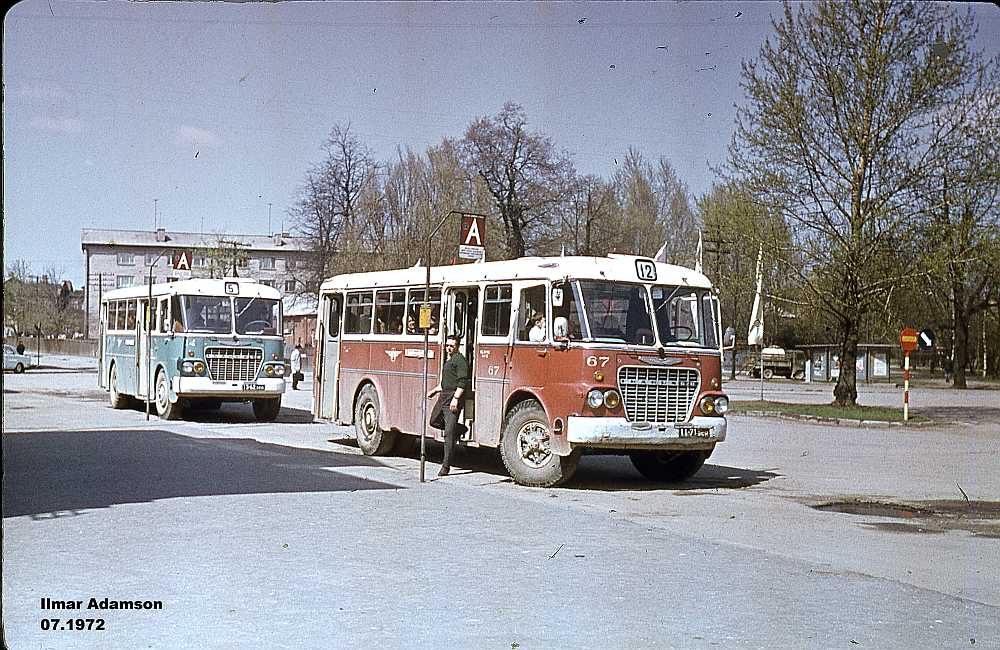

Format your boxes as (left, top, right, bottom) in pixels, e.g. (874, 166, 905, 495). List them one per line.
(445, 286, 479, 439)
(137, 299, 151, 398)
(318, 293, 343, 421)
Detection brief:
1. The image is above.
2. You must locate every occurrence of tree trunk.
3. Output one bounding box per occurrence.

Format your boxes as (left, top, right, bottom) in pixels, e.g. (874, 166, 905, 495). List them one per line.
(833, 319, 859, 406)
(953, 307, 970, 389)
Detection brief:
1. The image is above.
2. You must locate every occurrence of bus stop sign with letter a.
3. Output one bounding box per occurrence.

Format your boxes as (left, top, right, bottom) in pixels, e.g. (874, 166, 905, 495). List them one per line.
(459, 214, 485, 261)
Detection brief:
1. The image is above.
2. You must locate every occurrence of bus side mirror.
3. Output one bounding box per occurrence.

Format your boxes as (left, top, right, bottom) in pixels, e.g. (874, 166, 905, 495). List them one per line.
(723, 326, 735, 348)
(553, 316, 569, 340)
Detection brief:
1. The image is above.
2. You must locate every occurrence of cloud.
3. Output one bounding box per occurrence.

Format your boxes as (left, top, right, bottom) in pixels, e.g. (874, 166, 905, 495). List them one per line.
(18, 84, 70, 101)
(175, 125, 222, 147)
(29, 116, 83, 133)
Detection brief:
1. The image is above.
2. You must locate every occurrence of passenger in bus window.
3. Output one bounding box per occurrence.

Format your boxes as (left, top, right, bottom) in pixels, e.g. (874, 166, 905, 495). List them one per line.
(528, 312, 546, 342)
(428, 314, 438, 335)
(406, 315, 417, 334)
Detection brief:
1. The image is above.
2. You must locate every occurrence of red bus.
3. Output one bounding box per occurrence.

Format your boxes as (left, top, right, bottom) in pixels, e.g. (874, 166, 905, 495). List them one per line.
(313, 254, 729, 487)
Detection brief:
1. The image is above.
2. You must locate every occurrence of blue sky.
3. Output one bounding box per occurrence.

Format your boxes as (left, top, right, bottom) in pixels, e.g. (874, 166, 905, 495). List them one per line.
(3, 1, 997, 286)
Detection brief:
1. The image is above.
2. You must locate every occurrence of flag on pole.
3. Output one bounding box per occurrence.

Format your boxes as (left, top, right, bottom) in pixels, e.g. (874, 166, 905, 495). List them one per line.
(694, 231, 703, 273)
(653, 241, 667, 263)
(747, 244, 764, 346)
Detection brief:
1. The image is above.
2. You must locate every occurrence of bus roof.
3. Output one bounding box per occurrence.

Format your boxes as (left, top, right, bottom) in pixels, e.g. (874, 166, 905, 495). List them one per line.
(319, 254, 713, 292)
(102, 277, 282, 302)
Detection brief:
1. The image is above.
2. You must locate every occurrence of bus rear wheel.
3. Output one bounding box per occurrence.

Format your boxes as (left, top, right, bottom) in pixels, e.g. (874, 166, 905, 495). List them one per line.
(500, 401, 580, 487)
(154, 369, 182, 420)
(252, 397, 281, 422)
(629, 450, 709, 483)
(109, 364, 129, 409)
(354, 384, 396, 455)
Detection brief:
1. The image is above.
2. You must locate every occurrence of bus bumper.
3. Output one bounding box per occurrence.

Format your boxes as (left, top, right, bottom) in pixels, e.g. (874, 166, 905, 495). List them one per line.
(172, 376, 286, 399)
(566, 416, 726, 450)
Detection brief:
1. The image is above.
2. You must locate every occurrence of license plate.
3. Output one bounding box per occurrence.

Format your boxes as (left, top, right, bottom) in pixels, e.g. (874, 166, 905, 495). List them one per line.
(242, 383, 266, 392)
(676, 427, 711, 438)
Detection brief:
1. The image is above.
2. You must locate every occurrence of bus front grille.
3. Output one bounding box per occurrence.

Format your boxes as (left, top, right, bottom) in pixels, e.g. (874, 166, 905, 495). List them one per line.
(618, 366, 700, 423)
(205, 347, 263, 382)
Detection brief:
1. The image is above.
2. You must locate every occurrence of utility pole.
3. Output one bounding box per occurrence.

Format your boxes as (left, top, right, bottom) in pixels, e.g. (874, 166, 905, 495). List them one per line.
(153, 199, 159, 230)
(267, 203, 273, 235)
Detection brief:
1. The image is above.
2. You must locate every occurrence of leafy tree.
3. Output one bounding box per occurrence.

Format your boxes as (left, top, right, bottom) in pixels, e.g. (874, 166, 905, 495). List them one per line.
(727, 1, 983, 405)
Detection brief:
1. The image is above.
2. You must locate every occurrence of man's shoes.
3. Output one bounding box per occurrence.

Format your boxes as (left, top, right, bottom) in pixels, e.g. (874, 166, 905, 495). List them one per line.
(437, 467, 450, 477)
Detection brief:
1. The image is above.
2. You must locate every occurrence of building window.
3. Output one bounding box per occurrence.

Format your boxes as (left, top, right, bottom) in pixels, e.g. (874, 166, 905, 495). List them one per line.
(193, 255, 208, 268)
(118, 253, 136, 266)
(145, 252, 158, 265)
(259, 279, 275, 287)
(284, 279, 296, 293)
(116, 275, 135, 288)
(286, 258, 297, 270)
(260, 257, 276, 270)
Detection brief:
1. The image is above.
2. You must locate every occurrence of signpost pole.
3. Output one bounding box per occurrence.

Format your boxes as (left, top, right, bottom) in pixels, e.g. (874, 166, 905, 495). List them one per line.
(903, 352, 910, 422)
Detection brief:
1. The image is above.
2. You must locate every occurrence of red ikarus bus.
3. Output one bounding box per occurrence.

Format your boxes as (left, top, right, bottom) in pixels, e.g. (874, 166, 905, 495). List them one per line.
(313, 255, 729, 487)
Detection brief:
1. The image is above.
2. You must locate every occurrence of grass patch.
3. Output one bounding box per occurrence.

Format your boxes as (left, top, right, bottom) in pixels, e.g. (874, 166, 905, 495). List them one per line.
(730, 400, 930, 423)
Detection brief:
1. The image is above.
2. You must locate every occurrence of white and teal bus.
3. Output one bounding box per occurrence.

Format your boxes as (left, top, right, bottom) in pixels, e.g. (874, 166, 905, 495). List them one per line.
(99, 278, 287, 421)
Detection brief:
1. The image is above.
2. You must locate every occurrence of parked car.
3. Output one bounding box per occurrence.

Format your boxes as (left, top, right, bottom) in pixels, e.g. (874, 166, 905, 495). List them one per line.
(3, 344, 34, 373)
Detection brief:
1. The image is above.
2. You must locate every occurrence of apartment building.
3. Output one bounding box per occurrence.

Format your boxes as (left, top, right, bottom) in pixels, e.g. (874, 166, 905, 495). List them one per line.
(81, 228, 311, 337)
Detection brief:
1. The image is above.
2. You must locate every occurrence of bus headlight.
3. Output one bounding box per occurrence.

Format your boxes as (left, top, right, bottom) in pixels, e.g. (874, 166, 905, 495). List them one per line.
(273, 364, 286, 377)
(603, 390, 621, 410)
(265, 365, 275, 377)
(193, 361, 205, 375)
(181, 361, 194, 374)
(586, 389, 604, 409)
(700, 395, 729, 416)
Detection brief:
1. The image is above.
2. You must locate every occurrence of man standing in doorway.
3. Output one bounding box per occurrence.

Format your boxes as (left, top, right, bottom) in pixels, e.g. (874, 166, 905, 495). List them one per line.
(426, 335, 468, 477)
(290, 343, 303, 390)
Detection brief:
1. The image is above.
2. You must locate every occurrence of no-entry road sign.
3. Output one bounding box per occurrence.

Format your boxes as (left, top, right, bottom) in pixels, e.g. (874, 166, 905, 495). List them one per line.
(899, 328, 919, 354)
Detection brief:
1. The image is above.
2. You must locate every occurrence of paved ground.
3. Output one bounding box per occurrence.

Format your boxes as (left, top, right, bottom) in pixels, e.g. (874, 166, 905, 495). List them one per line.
(3, 356, 998, 648)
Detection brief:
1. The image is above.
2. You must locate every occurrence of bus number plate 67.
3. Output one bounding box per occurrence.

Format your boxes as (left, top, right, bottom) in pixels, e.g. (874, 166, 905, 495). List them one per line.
(242, 383, 266, 391)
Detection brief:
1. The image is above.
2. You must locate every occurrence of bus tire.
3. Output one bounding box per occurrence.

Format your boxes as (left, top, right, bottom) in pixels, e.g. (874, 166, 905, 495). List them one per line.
(154, 369, 182, 420)
(15, 363, 25, 374)
(762, 368, 774, 380)
(109, 364, 129, 409)
(500, 401, 580, 487)
(353, 384, 396, 455)
(253, 397, 281, 422)
(629, 450, 707, 483)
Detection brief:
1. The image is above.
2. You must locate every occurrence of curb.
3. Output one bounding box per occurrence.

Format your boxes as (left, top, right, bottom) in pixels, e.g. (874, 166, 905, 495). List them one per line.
(737, 410, 943, 428)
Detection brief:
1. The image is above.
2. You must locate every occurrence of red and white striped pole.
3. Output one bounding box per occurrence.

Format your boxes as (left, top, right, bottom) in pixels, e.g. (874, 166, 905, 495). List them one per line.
(903, 352, 910, 421)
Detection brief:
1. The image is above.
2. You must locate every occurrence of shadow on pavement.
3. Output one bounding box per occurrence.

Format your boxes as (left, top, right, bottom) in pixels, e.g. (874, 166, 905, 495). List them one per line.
(910, 406, 1000, 426)
(330, 435, 779, 491)
(180, 403, 316, 425)
(2, 429, 400, 518)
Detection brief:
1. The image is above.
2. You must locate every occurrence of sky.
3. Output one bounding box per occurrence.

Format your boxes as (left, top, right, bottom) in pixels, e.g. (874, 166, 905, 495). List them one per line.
(4, 1, 998, 287)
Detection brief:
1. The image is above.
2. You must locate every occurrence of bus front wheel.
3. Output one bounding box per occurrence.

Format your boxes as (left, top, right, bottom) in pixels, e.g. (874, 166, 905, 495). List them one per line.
(252, 397, 281, 422)
(354, 385, 396, 455)
(154, 370, 182, 420)
(500, 401, 580, 487)
(629, 450, 708, 483)
(109, 364, 128, 409)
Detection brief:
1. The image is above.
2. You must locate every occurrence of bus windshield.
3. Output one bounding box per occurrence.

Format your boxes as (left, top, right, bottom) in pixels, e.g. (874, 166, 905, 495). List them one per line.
(651, 286, 719, 348)
(577, 281, 655, 345)
(235, 297, 281, 335)
(181, 295, 233, 334)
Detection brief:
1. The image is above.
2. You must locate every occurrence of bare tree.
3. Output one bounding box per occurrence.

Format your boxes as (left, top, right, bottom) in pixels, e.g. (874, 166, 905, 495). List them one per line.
(291, 124, 379, 294)
(727, 1, 982, 406)
(458, 102, 576, 258)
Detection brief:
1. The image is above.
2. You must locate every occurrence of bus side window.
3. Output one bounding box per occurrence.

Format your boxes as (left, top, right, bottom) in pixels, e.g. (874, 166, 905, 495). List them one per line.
(481, 284, 512, 337)
(517, 284, 547, 342)
(158, 298, 169, 333)
(170, 296, 185, 332)
(345, 291, 374, 334)
(327, 294, 342, 338)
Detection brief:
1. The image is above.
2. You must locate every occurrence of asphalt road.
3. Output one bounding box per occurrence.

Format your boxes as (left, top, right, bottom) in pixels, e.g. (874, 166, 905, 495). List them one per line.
(3, 358, 998, 648)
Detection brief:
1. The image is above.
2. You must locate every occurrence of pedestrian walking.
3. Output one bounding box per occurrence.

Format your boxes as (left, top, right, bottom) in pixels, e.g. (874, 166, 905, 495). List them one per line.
(290, 343, 303, 390)
(426, 335, 468, 477)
